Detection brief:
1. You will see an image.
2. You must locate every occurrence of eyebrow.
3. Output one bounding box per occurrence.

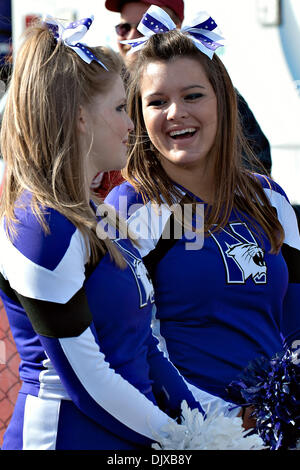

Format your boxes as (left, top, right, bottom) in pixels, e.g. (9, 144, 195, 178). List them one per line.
(143, 85, 206, 99)
(182, 85, 206, 91)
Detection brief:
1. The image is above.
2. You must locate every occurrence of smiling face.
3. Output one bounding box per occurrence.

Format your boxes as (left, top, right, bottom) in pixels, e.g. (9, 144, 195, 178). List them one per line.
(80, 75, 134, 184)
(140, 57, 218, 183)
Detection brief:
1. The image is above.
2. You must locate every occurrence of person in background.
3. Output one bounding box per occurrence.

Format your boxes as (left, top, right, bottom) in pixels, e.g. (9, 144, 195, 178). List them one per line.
(106, 6, 300, 410)
(109, 0, 183, 59)
(0, 15, 209, 450)
(95, 0, 272, 199)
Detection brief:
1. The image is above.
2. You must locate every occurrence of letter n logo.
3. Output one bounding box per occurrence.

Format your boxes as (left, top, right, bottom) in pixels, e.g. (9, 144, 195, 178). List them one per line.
(209, 222, 267, 284)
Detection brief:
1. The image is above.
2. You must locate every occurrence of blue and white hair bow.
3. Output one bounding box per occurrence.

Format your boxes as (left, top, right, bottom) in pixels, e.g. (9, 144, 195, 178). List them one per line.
(121, 6, 224, 60)
(44, 15, 108, 70)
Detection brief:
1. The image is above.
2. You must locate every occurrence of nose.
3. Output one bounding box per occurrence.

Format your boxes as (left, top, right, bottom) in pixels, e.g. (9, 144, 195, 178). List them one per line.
(166, 101, 188, 120)
(126, 27, 142, 40)
(127, 115, 134, 132)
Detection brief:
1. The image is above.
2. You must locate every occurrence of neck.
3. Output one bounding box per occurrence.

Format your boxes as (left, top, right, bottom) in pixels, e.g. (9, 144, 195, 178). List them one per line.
(161, 163, 215, 203)
(78, 138, 98, 203)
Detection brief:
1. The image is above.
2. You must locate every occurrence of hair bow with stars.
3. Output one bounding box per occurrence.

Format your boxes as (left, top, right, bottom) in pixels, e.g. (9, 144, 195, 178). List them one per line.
(121, 5, 224, 60)
(44, 15, 108, 70)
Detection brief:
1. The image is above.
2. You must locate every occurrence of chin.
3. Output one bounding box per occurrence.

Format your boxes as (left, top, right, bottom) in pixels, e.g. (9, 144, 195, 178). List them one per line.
(113, 160, 127, 171)
(170, 150, 208, 166)
(169, 155, 198, 166)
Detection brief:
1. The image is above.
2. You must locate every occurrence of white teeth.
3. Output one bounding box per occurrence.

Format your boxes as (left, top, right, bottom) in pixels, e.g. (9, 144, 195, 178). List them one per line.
(169, 128, 196, 137)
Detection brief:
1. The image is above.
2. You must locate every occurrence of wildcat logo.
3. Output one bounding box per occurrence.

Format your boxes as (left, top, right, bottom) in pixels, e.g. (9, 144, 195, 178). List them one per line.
(225, 243, 266, 283)
(210, 222, 267, 284)
(114, 240, 155, 307)
(133, 258, 155, 306)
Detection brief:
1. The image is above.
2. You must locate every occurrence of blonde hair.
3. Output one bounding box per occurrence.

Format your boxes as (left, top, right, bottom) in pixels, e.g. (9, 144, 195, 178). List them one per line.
(0, 20, 127, 267)
(124, 30, 284, 253)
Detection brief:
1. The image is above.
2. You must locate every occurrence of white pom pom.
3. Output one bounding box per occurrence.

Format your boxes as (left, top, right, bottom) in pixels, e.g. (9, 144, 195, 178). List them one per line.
(152, 401, 266, 450)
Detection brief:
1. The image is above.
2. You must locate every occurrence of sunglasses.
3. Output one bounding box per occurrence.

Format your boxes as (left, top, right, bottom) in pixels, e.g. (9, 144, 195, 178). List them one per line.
(115, 22, 139, 37)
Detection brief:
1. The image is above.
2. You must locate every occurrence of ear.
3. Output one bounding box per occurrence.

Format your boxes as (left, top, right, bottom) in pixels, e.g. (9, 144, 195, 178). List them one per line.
(77, 104, 89, 134)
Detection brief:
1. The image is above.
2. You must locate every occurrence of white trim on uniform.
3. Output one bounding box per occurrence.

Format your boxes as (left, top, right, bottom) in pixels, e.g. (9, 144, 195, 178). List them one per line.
(127, 201, 173, 257)
(264, 187, 300, 249)
(0, 224, 87, 303)
(38, 356, 71, 400)
(23, 394, 61, 450)
(59, 327, 170, 440)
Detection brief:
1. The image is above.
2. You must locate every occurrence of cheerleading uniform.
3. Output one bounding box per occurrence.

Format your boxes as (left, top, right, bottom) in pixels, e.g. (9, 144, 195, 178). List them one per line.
(0, 191, 204, 450)
(106, 175, 300, 401)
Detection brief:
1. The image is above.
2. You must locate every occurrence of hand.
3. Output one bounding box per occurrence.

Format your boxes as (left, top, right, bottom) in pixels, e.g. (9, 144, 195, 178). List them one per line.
(238, 406, 256, 430)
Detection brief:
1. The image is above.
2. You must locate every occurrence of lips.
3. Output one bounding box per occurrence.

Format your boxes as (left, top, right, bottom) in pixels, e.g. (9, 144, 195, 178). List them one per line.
(120, 44, 131, 54)
(167, 127, 197, 140)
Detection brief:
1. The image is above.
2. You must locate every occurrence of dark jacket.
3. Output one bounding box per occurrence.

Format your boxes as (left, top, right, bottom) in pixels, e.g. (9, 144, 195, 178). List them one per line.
(237, 90, 272, 175)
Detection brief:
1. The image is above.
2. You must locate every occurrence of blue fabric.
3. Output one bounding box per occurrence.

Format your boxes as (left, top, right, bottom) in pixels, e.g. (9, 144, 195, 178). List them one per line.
(8, 191, 76, 271)
(106, 175, 300, 401)
(0, 194, 202, 450)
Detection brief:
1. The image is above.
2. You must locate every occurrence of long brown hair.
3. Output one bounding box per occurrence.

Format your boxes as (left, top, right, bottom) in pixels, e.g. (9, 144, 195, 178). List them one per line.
(0, 20, 127, 266)
(124, 30, 284, 253)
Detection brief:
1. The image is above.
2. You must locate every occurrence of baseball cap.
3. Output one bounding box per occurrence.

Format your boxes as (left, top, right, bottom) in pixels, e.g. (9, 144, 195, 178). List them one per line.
(105, 0, 184, 22)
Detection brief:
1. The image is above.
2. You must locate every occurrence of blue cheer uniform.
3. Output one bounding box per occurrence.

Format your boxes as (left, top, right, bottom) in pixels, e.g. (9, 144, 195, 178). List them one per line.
(0, 191, 203, 450)
(105, 174, 300, 401)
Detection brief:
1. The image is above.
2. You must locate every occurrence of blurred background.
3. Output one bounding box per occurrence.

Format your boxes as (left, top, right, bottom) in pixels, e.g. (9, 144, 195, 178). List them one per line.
(0, 0, 300, 446)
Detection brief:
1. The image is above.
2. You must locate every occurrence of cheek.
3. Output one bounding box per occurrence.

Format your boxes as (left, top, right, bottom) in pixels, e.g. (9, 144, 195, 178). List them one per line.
(143, 111, 164, 145)
(115, 113, 128, 137)
(210, 113, 218, 142)
(208, 100, 218, 128)
(206, 109, 218, 132)
(200, 103, 218, 139)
